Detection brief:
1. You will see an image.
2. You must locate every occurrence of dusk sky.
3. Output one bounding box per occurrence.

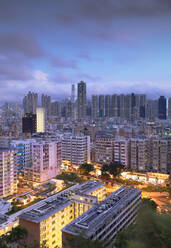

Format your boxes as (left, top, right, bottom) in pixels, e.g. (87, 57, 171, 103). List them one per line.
(0, 0, 171, 103)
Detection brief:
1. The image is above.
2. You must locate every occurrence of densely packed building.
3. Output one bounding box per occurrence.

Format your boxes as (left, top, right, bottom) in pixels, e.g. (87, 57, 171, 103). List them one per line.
(62, 186, 141, 248)
(0, 147, 17, 198)
(19, 181, 106, 248)
(61, 135, 90, 166)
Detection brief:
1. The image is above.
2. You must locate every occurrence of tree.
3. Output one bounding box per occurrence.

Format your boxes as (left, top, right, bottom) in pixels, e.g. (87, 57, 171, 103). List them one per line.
(56, 172, 84, 183)
(0, 225, 28, 247)
(79, 163, 95, 175)
(101, 162, 124, 178)
(115, 198, 171, 248)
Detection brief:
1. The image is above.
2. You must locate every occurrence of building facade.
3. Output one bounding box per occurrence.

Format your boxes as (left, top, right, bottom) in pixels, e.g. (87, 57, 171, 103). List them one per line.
(0, 148, 17, 198)
(62, 135, 90, 166)
(19, 181, 106, 248)
(24, 140, 61, 182)
(77, 81, 86, 119)
(62, 186, 141, 248)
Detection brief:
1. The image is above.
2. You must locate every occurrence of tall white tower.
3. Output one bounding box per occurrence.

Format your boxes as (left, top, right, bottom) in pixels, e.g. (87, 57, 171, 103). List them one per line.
(36, 107, 45, 133)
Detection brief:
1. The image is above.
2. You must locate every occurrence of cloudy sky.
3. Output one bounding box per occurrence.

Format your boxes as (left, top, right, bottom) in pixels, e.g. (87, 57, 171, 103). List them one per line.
(0, 0, 171, 103)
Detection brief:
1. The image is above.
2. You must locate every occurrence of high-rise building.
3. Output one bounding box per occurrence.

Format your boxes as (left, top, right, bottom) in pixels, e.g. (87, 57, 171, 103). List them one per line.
(95, 133, 114, 164)
(158, 96, 166, 120)
(11, 139, 36, 174)
(105, 95, 110, 117)
(130, 139, 149, 171)
(62, 186, 141, 248)
(92, 95, 98, 119)
(71, 84, 77, 119)
(168, 98, 171, 120)
(150, 139, 171, 174)
(139, 94, 146, 118)
(77, 81, 86, 119)
(86, 100, 92, 118)
(111, 94, 118, 117)
(71, 84, 76, 103)
(36, 107, 45, 133)
(23, 91, 38, 114)
(124, 94, 132, 120)
(62, 135, 90, 166)
(118, 94, 125, 118)
(22, 113, 36, 134)
(41, 94, 51, 117)
(146, 99, 158, 120)
(113, 139, 129, 167)
(51, 101, 61, 117)
(24, 140, 61, 182)
(0, 148, 17, 198)
(99, 95, 105, 118)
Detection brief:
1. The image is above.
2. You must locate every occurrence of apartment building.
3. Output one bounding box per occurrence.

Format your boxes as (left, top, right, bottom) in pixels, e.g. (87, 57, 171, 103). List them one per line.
(62, 186, 141, 248)
(113, 139, 129, 167)
(129, 138, 171, 173)
(11, 139, 36, 174)
(19, 181, 106, 248)
(95, 134, 114, 164)
(61, 135, 90, 166)
(150, 139, 171, 174)
(130, 139, 149, 171)
(0, 148, 17, 198)
(24, 140, 61, 182)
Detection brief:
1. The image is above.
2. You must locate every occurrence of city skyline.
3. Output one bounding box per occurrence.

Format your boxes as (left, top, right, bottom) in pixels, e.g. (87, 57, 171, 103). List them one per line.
(0, 0, 171, 103)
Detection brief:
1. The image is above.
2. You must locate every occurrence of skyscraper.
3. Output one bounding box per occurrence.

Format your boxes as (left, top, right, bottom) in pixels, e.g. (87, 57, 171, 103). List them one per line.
(168, 98, 171, 120)
(23, 91, 38, 114)
(111, 94, 118, 117)
(139, 94, 146, 118)
(99, 95, 105, 118)
(146, 99, 158, 120)
(105, 95, 110, 117)
(41, 94, 51, 117)
(92, 94, 98, 119)
(158, 96, 166, 120)
(77, 81, 86, 119)
(22, 113, 36, 134)
(71, 84, 77, 119)
(118, 94, 125, 118)
(36, 107, 45, 133)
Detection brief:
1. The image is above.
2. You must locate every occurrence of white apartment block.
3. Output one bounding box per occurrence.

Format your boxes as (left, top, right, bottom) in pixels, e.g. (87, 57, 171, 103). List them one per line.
(0, 148, 17, 198)
(25, 140, 61, 182)
(61, 135, 90, 166)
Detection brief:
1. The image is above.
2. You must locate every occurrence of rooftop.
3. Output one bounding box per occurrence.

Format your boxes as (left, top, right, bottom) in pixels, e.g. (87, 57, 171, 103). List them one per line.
(19, 181, 104, 223)
(62, 186, 141, 237)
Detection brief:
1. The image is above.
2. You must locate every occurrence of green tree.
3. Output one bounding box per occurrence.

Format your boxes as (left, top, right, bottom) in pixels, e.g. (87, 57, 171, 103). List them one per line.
(79, 163, 95, 175)
(0, 225, 28, 247)
(115, 199, 171, 248)
(56, 172, 84, 183)
(101, 162, 124, 178)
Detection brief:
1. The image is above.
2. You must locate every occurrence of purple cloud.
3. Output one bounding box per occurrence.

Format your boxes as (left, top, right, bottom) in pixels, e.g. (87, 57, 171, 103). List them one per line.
(0, 31, 44, 58)
(51, 56, 78, 69)
(77, 72, 102, 82)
